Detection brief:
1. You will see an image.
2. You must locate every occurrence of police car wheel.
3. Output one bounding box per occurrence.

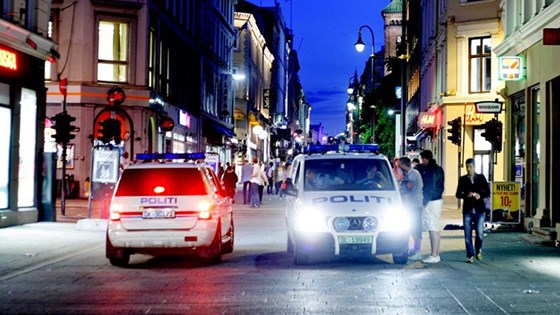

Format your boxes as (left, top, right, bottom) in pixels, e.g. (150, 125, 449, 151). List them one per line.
(392, 250, 408, 265)
(106, 236, 130, 267)
(287, 233, 294, 254)
(201, 223, 222, 264)
(294, 241, 309, 265)
(222, 219, 234, 254)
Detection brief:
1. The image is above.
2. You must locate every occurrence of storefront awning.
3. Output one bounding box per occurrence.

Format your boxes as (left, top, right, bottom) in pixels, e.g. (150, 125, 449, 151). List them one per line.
(406, 128, 429, 142)
(202, 115, 236, 139)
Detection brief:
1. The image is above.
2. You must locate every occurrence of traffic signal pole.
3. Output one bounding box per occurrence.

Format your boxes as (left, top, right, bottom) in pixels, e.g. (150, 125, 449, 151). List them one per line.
(60, 89, 68, 216)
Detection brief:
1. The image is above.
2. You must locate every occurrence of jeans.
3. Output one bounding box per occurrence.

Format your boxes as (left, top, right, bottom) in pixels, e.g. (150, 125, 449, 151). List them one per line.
(250, 182, 260, 206)
(463, 210, 485, 258)
(243, 181, 251, 204)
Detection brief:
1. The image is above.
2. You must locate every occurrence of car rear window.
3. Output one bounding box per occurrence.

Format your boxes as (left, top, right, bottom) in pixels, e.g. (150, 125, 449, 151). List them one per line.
(115, 168, 208, 196)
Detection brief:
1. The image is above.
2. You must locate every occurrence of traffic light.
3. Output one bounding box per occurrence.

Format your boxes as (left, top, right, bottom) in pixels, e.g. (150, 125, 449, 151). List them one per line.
(494, 120, 503, 152)
(447, 117, 461, 145)
(97, 118, 122, 144)
(51, 112, 79, 144)
(481, 120, 495, 143)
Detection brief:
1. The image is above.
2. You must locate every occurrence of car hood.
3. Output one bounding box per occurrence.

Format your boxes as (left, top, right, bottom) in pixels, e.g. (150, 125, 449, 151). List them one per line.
(299, 190, 402, 215)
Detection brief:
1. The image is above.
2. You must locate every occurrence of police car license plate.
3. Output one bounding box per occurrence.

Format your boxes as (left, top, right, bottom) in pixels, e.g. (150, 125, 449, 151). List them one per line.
(142, 210, 176, 219)
(338, 235, 373, 244)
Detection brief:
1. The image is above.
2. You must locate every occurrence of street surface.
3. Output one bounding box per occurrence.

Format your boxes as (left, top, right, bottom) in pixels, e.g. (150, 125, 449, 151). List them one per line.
(1, 194, 560, 314)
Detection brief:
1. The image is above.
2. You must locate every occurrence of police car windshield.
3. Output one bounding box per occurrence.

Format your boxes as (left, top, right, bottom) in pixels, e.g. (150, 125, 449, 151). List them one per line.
(304, 158, 394, 191)
(115, 168, 208, 196)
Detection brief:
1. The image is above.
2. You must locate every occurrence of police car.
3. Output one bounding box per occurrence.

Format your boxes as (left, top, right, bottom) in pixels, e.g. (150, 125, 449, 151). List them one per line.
(106, 153, 234, 266)
(283, 144, 410, 265)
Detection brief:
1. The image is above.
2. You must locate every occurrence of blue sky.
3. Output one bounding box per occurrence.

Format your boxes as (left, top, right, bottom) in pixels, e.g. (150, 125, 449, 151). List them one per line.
(247, 0, 390, 135)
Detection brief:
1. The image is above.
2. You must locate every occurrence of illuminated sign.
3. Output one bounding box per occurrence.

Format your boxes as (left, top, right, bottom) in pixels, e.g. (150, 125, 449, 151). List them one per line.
(0, 48, 17, 70)
(498, 56, 524, 81)
(465, 106, 485, 125)
(179, 110, 191, 128)
(475, 101, 502, 114)
(418, 112, 436, 128)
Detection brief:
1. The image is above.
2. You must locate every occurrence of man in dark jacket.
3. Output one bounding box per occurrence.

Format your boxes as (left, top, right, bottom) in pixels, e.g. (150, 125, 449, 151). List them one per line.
(455, 158, 490, 263)
(417, 150, 445, 263)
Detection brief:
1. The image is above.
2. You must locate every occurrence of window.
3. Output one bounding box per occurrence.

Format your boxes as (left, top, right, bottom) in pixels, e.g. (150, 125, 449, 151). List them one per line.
(18, 88, 37, 207)
(97, 20, 128, 83)
(0, 83, 10, 209)
(469, 37, 491, 93)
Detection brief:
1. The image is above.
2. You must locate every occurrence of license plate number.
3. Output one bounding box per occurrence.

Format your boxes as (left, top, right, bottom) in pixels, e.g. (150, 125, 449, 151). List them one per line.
(142, 210, 175, 219)
(338, 235, 373, 244)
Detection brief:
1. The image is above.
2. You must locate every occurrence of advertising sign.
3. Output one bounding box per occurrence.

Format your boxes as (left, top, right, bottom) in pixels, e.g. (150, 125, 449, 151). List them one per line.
(205, 154, 219, 174)
(92, 149, 120, 184)
(491, 181, 521, 224)
(498, 56, 524, 81)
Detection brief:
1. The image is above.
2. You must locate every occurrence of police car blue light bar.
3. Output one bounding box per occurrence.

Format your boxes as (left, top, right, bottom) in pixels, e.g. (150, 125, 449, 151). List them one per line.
(305, 144, 379, 154)
(135, 152, 206, 160)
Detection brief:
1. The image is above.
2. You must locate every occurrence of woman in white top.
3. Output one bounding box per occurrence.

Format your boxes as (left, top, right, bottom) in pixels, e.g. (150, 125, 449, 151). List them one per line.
(275, 162, 285, 195)
(250, 157, 268, 207)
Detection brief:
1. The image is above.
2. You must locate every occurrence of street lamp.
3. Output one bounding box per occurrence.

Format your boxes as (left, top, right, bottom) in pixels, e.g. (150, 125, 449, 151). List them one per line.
(347, 76, 356, 95)
(354, 25, 376, 143)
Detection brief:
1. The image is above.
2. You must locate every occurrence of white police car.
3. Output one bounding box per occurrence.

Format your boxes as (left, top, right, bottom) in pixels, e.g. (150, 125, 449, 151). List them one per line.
(106, 153, 234, 266)
(283, 144, 410, 265)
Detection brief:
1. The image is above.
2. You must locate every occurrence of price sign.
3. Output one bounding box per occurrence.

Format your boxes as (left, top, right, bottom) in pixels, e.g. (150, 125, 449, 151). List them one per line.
(490, 181, 521, 224)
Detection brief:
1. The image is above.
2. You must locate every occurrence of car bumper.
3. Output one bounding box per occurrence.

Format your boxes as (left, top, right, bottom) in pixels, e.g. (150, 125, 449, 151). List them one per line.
(295, 231, 409, 257)
(107, 220, 218, 250)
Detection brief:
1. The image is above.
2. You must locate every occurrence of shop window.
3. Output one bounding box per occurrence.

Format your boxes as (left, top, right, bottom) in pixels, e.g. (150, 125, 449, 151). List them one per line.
(473, 127, 491, 180)
(97, 20, 129, 83)
(0, 84, 10, 209)
(469, 37, 491, 93)
(18, 88, 37, 207)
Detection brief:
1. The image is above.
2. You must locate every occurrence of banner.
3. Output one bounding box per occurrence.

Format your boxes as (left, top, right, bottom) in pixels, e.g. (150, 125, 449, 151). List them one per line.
(490, 181, 521, 224)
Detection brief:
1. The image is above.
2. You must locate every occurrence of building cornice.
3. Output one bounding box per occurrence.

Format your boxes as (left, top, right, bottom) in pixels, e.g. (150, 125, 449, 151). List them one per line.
(494, 1, 560, 56)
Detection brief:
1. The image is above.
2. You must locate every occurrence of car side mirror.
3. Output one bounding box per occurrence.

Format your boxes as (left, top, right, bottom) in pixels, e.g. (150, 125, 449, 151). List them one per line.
(282, 178, 298, 197)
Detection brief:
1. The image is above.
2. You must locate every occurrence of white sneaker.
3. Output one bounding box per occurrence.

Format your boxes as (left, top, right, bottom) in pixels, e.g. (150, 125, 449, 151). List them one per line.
(409, 252, 422, 261)
(422, 255, 441, 263)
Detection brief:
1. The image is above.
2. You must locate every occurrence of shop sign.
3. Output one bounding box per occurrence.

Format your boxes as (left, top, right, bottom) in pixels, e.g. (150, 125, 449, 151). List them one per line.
(498, 56, 524, 81)
(263, 89, 270, 109)
(464, 106, 485, 125)
(474, 101, 502, 114)
(0, 48, 16, 70)
(491, 181, 521, 224)
(179, 110, 191, 128)
(418, 112, 436, 128)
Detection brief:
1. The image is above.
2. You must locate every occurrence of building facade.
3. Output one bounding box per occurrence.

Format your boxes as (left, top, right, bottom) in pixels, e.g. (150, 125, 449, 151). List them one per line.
(45, 0, 236, 203)
(494, 0, 560, 232)
(0, 0, 57, 227)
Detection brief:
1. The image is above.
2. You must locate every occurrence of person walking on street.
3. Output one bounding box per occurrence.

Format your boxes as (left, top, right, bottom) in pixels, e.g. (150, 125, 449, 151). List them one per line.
(241, 159, 253, 204)
(275, 162, 285, 196)
(417, 150, 445, 263)
(456, 158, 490, 263)
(398, 156, 424, 261)
(221, 165, 239, 203)
(250, 157, 265, 208)
(265, 162, 274, 195)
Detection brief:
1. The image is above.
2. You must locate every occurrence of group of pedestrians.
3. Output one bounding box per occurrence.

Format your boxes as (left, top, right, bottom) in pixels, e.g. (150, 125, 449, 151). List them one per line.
(239, 158, 291, 208)
(396, 150, 489, 264)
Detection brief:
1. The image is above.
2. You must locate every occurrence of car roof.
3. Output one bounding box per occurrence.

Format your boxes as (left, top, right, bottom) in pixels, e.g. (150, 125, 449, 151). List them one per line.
(295, 152, 389, 162)
(125, 162, 207, 170)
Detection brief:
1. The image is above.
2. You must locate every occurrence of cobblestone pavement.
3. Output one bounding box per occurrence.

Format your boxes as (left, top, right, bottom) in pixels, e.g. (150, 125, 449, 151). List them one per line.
(0, 187, 559, 314)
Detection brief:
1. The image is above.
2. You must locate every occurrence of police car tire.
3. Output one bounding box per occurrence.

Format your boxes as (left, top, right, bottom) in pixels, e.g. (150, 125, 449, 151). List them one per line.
(294, 241, 309, 265)
(201, 223, 222, 264)
(287, 233, 294, 254)
(392, 250, 408, 265)
(106, 236, 130, 267)
(222, 218, 234, 254)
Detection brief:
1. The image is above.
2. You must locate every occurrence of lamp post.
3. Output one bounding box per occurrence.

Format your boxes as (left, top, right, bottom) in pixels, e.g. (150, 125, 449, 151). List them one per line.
(354, 25, 376, 143)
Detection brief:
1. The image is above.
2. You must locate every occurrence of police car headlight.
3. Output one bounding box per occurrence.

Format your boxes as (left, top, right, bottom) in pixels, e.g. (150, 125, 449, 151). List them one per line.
(333, 217, 350, 232)
(362, 216, 378, 232)
(382, 205, 410, 232)
(294, 206, 327, 233)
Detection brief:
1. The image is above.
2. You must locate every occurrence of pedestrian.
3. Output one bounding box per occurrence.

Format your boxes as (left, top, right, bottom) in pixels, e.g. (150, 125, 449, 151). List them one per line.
(265, 162, 274, 195)
(217, 163, 224, 180)
(398, 156, 424, 261)
(250, 157, 265, 208)
(412, 158, 420, 169)
(275, 162, 285, 196)
(241, 159, 253, 204)
(455, 158, 490, 263)
(392, 157, 404, 185)
(416, 150, 445, 263)
(221, 165, 239, 203)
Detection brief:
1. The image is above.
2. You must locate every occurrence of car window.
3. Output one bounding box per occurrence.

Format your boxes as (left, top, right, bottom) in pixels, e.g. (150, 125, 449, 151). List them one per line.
(206, 167, 226, 196)
(115, 168, 208, 196)
(304, 158, 394, 191)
